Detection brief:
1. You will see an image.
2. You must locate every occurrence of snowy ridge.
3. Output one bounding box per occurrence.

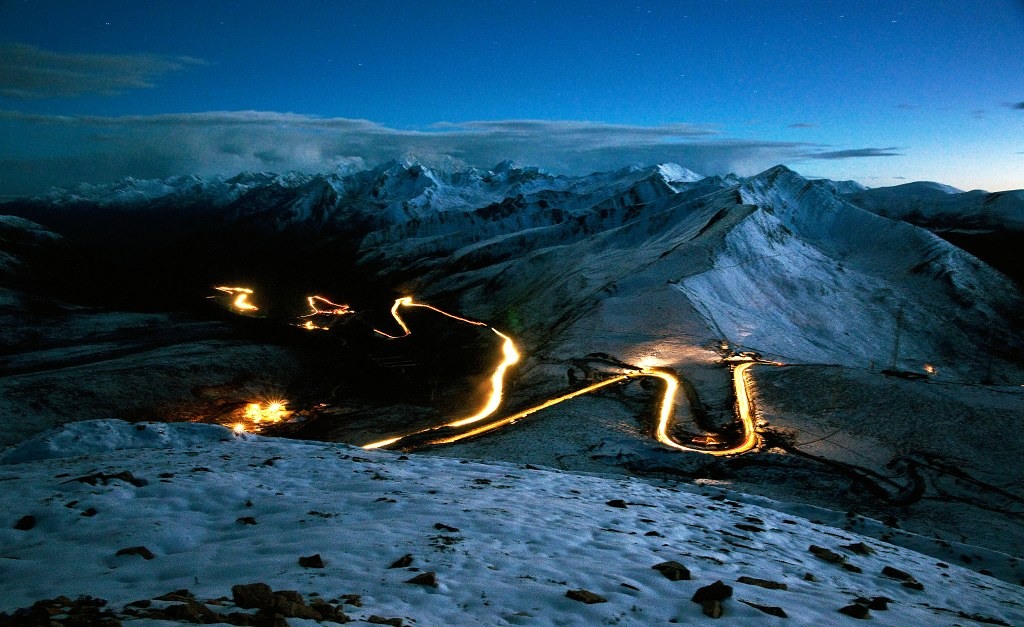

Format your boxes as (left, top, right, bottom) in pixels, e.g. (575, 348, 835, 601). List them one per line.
(1, 420, 1021, 625)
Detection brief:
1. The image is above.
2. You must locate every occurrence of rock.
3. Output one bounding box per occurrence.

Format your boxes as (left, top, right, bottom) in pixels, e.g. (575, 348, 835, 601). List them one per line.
(842, 542, 874, 556)
(809, 545, 846, 564)
(154, 589, 193, 601)
(367, 616, 404, 626)
(232, 583, 275, 609)
(160, 601, 219, 623)
(652, 561, 691, 581)
(13, 515, 35, 530)
(82, 507, 98, 517)
(565, 589, 607, 604)
(389, 554, 414, 569)
(236, 516, 258, 525)
(606, 499, 628, 508)
(339, 594, 362, 607)
(855, 596, 891, 611)
(311, 601, 350, 623)
(734, 523, 764, 533)
(298, 553, 325, 568)
(902, 580, 924, 591)
(691, 580, 733, 603)
(405, 571, 438, 587)
(739, 600, 787, 618)
(803, 572, 816, 582)
(880, 565, 913, 581)
(842, 563, 863, 573)
(700, 599, 724, 618)
(736, 576, 787, 590)
(433, 522, 459, 532)
(838, 603, 871, 619)
(644, 530, 663, 537)
(70, 471, 148, 487)
(115, 546, 155, 560)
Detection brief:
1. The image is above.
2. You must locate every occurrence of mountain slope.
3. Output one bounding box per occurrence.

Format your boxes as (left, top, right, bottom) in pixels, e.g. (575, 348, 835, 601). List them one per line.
(2, 420, 1021, 625)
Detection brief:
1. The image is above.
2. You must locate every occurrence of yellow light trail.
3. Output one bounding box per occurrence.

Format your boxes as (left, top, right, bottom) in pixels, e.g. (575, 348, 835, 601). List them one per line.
(366, 364, 762, 456)
(373, 296, 488, 339)
(214, 286, 258, 312)
(301, 295, 353, 318)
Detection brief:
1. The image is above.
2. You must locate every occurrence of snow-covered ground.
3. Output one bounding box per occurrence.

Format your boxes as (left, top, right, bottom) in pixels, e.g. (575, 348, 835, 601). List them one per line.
(2, 420, 1022, 625)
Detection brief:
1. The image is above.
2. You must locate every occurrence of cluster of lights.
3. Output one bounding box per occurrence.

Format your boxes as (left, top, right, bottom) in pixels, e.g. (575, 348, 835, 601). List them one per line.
(212, 285, 766, 456)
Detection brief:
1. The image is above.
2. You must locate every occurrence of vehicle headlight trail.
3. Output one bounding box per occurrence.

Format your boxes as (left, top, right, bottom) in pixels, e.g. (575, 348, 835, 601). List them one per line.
(210, 286, 761, 456)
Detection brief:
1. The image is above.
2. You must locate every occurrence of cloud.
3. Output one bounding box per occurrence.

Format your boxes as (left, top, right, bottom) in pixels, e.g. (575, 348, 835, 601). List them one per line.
(787, 122, 817, 128)
(0, 43, 204, 99)
(802, 147, 903, 160)
(1006, 102, 1024, 110)
(0, 110, 831, 195)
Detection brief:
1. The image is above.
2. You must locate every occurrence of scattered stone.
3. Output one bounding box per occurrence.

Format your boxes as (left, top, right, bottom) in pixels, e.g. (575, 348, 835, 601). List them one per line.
(957, 611, 1012, 626)
(405, 571, 438, 587)
(644, 530, 663, 537)
(389, 554, 414, 569)
(433, 522, 459, 532)
(236, 516, 258, 525)
(809, 545, 846, 564)
(69, 471, 148, 487)
(838, 603, 871, 619)
(82, 507, 98, 517)
(736, 576, 787, 590)
(13, 515, 35, 530)
(739, 599, 787, 618)
(311, 601, 350, 623)
(272, 590, 321, 619)
(566, 589, 607, 604)
(652, 561, 691, 581)
(842, 542, 874, 556)
(855, 596, 891, 611)
(881, 565, 923, 589)
(367, 615, 404, 626)
(1, 595, 120, 626)
(298, 553, 325, 568)
(154, 589, 193, 601)
(842, 563, 863, 573)
(700, 599, 724, 618)
(803, 572, 816, 582)
(115, 546, 155, 560)
(734, 523, 764, 533)
(160, 601, 219, 623)
(691, 580, 733, 604)
(606, 499, 628, 508)
(126, 599, 152, 608)
(232, 582, 275, 609)
(339, 594, 362, 607)
(620, 582, 640, 591)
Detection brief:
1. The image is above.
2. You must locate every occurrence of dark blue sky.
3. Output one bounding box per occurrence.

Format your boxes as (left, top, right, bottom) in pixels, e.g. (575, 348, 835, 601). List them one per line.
(1, 0, 1022, 194)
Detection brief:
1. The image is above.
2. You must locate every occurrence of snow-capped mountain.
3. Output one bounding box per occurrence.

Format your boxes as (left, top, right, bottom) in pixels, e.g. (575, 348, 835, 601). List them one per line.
(3, 160, 1022, 381)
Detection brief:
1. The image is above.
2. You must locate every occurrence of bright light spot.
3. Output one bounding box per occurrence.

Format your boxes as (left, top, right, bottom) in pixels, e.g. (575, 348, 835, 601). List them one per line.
(924, 363, 936, 375)
(214, 286, 258, 312)
(636, 355, 666, 369)
(242, 400, 291, 427)
(232, 423, 246, 433)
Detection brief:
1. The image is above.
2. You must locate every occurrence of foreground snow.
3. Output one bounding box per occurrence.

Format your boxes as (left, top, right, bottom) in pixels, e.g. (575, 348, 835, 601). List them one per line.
(1, 421, 1021, 625)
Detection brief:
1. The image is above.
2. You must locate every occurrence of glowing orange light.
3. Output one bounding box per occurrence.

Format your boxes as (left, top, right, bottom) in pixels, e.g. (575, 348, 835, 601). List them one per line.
(374, 296, 486, 339)
(232, 423, 246, 433)
(214, 286, 258, 312)
(301, 295, 353, 317)
(924, 363, 936, 375)
(241, 400, 291, 427)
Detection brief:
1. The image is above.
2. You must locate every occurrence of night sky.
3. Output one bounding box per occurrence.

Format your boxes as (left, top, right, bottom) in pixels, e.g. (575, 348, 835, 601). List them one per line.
(1, 0, 1022, 196)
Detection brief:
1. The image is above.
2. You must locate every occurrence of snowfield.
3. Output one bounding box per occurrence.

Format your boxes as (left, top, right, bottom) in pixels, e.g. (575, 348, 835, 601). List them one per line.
(2, 420, 1022, 625)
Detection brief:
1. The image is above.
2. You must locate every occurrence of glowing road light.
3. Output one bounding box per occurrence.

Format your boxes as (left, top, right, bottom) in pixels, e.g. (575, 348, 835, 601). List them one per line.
(447, 329, 521, 427)
(214, 286, 258, 312)
(374, 296, 488, 339)
(243, 401, 291, 425)
(302, 295, 353, 317)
